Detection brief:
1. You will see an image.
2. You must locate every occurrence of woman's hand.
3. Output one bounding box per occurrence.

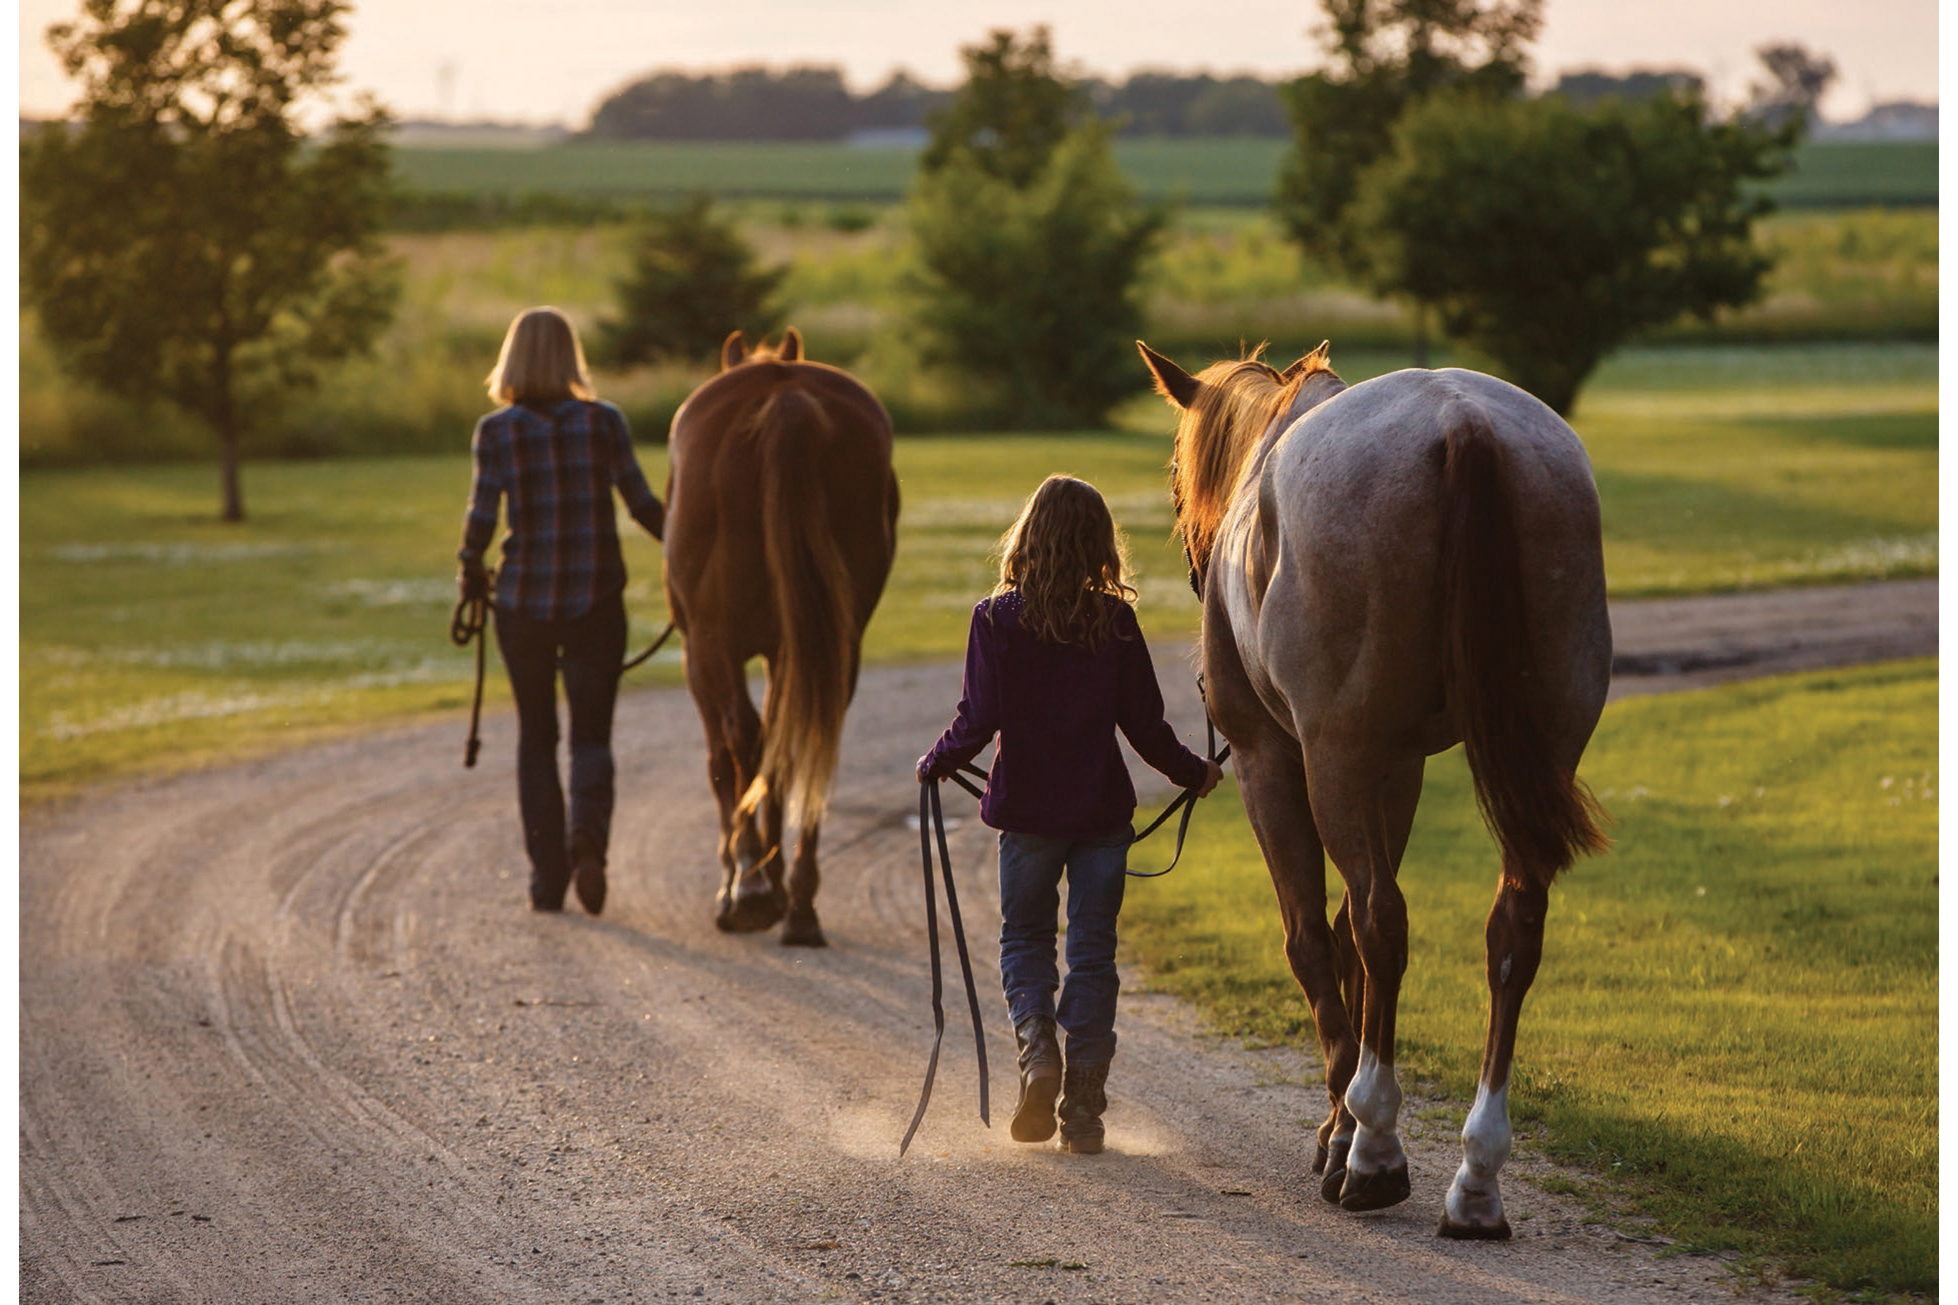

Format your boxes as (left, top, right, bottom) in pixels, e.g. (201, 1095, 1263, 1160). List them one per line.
(915, 756, 935, 784)
(1195, 759, 1224, 798)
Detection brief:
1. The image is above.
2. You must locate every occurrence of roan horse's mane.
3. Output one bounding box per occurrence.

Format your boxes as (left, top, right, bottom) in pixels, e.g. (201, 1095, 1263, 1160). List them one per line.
(1169, 342, 1337, 575)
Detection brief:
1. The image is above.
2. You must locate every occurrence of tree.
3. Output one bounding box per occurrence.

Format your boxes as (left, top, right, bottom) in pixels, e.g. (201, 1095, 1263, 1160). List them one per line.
(1747, 42, 1837, 133)
(1276, 0, 1543, 275)
(1349, 89, 1793, 414)
(905, 27, 1166, 427)
(597, 193, 786, 365)
(22, 0, 398, 521)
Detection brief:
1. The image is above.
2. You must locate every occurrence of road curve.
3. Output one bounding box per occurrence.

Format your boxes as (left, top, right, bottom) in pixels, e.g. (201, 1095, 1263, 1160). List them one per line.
(20, 581, 1931, 1303)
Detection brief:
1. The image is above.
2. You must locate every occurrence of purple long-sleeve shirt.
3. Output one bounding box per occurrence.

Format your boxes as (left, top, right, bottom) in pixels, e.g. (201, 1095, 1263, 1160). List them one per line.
(919, 591, 1210, 840)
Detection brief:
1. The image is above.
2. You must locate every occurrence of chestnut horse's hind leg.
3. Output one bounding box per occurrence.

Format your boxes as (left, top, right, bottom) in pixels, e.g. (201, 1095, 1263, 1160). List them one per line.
(689, 650, 786, 934)
(1309, 754, 1425, 1214)
(1439, 872, 1550, 1240)
(779, 820, 825, 947)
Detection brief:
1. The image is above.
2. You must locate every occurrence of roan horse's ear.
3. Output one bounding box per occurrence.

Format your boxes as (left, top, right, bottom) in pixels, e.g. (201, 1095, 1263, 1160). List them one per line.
(721, 330, 747, 371)
(1279, 340, 1333, 381)
(778, 327, 803, 362)
(1137, 340, 1200, 409)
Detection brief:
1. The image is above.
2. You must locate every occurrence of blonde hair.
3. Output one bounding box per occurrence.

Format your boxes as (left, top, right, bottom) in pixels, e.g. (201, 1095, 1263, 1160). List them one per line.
(993, 475, 1138, 650)
(486, 306, 595, 406)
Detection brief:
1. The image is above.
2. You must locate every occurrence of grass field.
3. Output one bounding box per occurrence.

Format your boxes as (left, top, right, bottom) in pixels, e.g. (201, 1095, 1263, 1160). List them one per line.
(1122, 659, 1937, 1296)
(19, 340, 1935, 803)
(19, 205, 1936, 466)
(386, 137, 1938, 209)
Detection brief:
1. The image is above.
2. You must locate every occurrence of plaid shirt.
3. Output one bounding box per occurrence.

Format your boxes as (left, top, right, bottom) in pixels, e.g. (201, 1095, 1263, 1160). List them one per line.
(458, 399, 664, 621)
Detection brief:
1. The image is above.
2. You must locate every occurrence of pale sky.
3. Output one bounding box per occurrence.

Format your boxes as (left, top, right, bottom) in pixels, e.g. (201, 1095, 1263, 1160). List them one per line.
(14, 0, 1941, 127)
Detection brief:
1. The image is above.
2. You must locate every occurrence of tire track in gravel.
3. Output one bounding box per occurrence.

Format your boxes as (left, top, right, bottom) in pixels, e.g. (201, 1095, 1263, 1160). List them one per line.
(19, 581, 1932, 1303)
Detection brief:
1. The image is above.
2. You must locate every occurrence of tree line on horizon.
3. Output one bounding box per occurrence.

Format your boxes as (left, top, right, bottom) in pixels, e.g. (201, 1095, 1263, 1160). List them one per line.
(21, 0, 1838, 517)
(581, 61, 1728, 142)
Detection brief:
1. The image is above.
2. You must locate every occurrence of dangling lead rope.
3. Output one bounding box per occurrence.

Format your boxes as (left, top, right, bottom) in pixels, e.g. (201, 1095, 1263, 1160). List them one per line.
(1123, 706, 1232, 879)
(899, 776, 992, 1156)
(449, 587, 491, 768)
(449, 572, 678, 770)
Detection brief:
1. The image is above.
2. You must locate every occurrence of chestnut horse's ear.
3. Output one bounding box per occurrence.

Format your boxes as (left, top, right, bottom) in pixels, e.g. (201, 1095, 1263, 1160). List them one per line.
(1280, 340, 1333, 380)
(1137, 340, 1200, 409)
(721, 330, 747, 371)
(778, 326, 803, 362)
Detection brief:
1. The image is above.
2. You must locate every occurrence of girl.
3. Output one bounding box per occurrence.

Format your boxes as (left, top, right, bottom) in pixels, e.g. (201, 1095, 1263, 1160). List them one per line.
(457, 307, 665, 916)
(918, 475, 1222, 1153)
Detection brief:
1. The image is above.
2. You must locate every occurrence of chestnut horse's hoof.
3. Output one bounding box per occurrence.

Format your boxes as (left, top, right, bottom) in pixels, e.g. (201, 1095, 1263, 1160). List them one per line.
(1319, 1137, 1350, 1202)
(1339, 1161, 1411, 1212)
(1438, 1213, 1512, 1240)
(779, 914, 827, 947)
(715, 888, 786, 933)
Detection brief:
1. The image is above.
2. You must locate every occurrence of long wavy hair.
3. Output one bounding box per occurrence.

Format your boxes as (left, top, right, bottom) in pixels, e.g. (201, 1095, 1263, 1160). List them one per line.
(992, 475, 1137, 650)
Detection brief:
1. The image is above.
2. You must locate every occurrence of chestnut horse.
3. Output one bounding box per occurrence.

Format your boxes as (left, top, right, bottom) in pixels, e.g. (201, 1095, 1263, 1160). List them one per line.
(1139, 340, 1610, 1238)
(664, 328, 899, 946)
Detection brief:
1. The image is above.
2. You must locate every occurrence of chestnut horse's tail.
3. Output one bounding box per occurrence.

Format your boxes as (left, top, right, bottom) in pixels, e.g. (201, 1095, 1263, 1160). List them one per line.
(1439, 408, 1609, 890)
(734, 385, 857, 839)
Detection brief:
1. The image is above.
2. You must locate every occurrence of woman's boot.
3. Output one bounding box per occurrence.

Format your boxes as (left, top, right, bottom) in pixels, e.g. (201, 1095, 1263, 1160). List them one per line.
(1057, 1061, 1110, 1154)
(1010, 1016, 1063, 1143)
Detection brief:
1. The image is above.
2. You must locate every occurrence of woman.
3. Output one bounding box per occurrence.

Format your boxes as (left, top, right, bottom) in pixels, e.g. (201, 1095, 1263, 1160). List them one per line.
(458, 306, 664, 915)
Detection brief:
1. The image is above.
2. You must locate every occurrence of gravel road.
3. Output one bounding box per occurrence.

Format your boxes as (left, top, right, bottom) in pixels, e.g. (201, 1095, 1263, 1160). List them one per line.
(19, 579, 1934, 1304)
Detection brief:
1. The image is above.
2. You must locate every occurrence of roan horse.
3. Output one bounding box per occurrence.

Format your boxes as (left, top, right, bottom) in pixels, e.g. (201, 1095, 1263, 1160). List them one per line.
(663, 328, 899, 946)
(1138, 340, 1611, 1238)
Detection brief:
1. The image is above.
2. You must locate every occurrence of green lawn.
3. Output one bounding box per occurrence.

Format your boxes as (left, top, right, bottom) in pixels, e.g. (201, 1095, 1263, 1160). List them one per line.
(1123, 660, 1937, 1297)
(19, 342, 1935, 801)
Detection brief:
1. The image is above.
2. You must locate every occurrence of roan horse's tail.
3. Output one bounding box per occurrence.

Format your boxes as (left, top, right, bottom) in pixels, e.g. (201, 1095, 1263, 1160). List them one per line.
(1439, 409, 1609, 889)
(734, 386, 858, 840)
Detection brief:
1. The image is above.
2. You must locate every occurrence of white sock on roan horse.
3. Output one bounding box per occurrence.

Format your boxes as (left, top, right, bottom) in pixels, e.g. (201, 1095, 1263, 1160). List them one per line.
(1343, 1048, 1405, 1174)
(1445, 1078, 1512, 1226)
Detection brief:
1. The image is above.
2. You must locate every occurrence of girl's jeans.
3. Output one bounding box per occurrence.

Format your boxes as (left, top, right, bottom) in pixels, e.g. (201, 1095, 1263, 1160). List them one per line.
(997, 826, 1132, 1068)
(492, 595, 627, 881)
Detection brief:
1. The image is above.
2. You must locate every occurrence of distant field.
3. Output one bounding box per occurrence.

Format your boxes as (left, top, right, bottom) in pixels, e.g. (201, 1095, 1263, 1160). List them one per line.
(387, 137, 1937, 209)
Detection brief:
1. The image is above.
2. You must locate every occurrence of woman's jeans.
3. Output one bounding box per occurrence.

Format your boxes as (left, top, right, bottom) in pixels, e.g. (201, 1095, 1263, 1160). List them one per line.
(492, 595, 627, 882)
(997, 826, 1132, 1068)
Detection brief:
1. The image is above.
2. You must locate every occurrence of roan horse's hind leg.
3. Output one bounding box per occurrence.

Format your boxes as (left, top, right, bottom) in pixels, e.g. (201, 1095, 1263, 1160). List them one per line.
(1438, 872, 1550, 1239)
(1310, 754, 1425, 1213)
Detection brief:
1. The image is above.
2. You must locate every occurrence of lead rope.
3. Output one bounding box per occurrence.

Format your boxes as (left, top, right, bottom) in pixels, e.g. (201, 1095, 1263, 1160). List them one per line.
(450, 571, 680, 770)
(899, 774, 993, 1157)
(448, 585, 491, 768)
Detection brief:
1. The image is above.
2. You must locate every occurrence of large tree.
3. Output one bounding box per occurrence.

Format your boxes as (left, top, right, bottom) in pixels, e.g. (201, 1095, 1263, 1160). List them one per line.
(906, 27, 1166, 427)
(23, 0, 398, 521)
(598, 193, 786, 365)
(1275, 0, 1542, 277)
(1349, 88, 1793, 414)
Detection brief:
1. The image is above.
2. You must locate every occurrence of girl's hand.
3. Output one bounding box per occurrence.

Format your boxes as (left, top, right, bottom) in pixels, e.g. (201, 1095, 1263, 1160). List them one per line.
(1195, 759, 1224, 798)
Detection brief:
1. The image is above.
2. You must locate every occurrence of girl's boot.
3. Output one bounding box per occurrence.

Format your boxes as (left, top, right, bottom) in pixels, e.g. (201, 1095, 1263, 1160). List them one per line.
(1057, 1061, 1109, 1154)
(1011, 1016, 1063, 1142)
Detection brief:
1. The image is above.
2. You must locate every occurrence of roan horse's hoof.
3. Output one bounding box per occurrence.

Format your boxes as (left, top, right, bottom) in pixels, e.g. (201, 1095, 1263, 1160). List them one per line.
(1338, 1161, 1411, 1212)
(715, 888, 787, 933)
(1437, 1213, 1512, 1241)
(779, 915, 827, 947)
(1319, 1137, 1350, 1203)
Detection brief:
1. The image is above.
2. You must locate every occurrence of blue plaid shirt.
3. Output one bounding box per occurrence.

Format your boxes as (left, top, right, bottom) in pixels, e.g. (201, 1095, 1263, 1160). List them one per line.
(458, 399, 664, 620)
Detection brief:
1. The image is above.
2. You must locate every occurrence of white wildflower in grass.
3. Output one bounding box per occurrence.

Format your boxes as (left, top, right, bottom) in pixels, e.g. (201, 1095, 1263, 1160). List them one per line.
(1718, 795, 1734, 807)
(46, 541, 320, 565)
(324, 578, 456, 607)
